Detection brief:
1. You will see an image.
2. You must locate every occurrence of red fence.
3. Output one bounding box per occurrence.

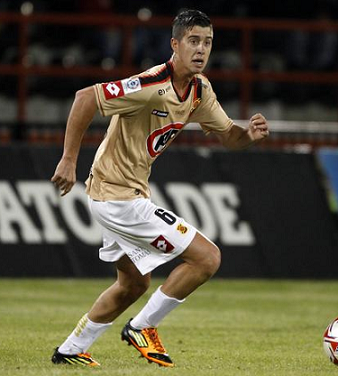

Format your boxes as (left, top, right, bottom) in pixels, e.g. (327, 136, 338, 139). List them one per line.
(1, 12, 338, 123)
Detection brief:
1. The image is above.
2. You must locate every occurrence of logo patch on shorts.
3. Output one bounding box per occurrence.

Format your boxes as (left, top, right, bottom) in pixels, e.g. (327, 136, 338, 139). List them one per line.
(151, 235, 174, 253)
(176, 223, 188, 234)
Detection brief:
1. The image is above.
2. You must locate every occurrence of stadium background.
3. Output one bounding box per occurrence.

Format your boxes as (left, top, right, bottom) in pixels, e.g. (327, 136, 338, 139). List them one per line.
(1, 0, 338, 278)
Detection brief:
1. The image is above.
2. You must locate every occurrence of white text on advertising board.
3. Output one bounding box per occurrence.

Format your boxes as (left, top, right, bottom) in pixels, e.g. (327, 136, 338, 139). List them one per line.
(0, 181, 255, 246)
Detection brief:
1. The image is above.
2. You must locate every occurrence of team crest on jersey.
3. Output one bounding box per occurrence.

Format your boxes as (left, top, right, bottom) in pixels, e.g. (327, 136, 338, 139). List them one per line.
(146, 122, 184, 158)
(151, 235, 174, 253)
(102, 77, 141, 100)
(190, 98, 201, 114)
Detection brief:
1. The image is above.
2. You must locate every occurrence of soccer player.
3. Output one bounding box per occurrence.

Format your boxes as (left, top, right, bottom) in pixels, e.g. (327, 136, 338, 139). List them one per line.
(51, 9, 269, 368)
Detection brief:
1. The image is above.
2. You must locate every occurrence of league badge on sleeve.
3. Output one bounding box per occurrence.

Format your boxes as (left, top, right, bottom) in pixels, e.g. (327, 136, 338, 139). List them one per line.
(122, 77, 142, 94)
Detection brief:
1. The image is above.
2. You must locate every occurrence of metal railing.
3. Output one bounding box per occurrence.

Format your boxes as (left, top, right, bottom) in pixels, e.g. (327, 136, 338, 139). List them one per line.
(1, 11, 338, 126)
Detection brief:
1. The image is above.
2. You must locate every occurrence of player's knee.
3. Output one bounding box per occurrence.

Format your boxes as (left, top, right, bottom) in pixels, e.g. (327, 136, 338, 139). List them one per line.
(201, 245, 221, 279)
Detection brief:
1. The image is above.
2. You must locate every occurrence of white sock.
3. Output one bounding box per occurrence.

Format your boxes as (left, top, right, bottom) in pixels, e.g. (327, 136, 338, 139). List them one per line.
(58, 313, 112, 354)
(130, 286, 185, 329)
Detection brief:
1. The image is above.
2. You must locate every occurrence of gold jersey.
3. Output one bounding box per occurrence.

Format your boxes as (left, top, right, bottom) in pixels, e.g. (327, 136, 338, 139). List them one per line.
(86, 61, 234, 201)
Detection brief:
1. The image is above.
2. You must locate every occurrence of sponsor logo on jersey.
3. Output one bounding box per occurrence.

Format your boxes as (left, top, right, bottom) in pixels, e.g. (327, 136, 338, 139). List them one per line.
(102, 77, 141, 100)
(151, 235, 174, 253)
(158, 85, 171, 96)
(152, 109, 169, 118)
(146, 122, 184, 158)
(176, 223, 188, 234)
(103, 81, 124, 99)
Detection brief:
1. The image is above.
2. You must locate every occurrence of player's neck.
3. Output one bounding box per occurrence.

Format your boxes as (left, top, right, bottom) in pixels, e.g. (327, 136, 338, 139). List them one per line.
(170, 57, 194, 97)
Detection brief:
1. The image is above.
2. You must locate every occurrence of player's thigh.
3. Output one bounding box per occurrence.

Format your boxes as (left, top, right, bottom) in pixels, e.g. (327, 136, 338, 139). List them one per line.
(180, 232, 221, 271)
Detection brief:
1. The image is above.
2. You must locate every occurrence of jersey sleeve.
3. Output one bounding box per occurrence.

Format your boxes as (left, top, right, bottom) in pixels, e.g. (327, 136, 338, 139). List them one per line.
(190, 80, 234, 135)
(94, 76, 146, 117)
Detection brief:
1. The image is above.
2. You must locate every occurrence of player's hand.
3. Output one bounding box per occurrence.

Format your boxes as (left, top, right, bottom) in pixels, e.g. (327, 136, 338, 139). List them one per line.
(51, 157, 76, 196)
(248, 113, 269, 141)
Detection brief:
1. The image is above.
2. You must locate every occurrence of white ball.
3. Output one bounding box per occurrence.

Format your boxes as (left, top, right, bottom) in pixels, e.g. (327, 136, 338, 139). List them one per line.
(323, 317, 338, 365)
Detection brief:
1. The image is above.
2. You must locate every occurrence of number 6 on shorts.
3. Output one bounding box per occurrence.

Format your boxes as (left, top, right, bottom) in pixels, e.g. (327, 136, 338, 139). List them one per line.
(154, 209, 177, 225)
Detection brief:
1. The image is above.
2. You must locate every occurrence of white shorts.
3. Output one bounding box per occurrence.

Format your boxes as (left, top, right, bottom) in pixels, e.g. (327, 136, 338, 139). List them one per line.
(88, 197, 197, 275)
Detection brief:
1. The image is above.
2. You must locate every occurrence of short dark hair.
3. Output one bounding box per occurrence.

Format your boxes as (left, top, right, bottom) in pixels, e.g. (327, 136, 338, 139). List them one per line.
(172, 9, 212, 40)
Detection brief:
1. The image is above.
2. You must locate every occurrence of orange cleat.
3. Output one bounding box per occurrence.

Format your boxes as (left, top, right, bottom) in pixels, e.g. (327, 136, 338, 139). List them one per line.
(121, 319, 174, 367)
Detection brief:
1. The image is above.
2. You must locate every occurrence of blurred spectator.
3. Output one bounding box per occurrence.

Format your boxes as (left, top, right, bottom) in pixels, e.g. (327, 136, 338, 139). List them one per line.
(286, 1, 338, 71)
(76, 0, 121, 67)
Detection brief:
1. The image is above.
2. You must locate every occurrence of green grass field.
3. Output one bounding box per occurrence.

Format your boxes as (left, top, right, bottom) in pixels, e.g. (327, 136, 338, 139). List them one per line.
(0, 278, 337, 376)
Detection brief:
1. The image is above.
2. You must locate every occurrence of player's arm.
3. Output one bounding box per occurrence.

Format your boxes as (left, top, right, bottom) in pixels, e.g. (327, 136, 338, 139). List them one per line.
(51, 86, 97, 196)
(215, 113, 269, 149)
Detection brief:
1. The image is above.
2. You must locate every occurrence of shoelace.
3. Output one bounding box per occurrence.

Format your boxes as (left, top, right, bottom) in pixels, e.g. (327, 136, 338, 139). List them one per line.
(144, 328, 165, 353)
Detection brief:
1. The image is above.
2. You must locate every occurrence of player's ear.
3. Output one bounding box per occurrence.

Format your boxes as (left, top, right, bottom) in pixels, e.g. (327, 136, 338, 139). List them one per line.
(170, 38, 178, 52)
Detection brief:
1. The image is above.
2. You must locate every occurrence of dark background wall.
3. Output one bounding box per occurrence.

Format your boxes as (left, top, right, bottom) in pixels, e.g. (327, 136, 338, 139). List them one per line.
(1, 145, 337, 278)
